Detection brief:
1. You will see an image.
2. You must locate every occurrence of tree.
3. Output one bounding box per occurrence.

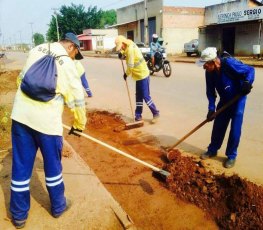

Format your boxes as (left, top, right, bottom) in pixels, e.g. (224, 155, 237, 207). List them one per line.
(33, 33, 45, 46)
(101, 10, 117, 28)
(46, 4, 117, 41)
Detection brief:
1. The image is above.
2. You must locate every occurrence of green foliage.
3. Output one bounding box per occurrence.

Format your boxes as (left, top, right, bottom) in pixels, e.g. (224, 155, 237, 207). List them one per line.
(46, 4, 117, 42)
(33, 33, 45, 46)
(101, 10, 117, 28)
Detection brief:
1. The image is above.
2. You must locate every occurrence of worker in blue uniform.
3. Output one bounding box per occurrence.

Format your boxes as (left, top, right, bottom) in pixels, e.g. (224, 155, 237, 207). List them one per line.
(196, 47, 255, 168)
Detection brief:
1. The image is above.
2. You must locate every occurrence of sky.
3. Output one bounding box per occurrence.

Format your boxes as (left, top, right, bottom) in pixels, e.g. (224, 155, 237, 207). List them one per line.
(0, 0, 223, 45)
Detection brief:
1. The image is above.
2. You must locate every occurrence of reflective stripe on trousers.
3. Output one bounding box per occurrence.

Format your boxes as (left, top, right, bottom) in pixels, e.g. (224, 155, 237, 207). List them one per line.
(135, 76, 159, 119)
(10, 120, 66, 220)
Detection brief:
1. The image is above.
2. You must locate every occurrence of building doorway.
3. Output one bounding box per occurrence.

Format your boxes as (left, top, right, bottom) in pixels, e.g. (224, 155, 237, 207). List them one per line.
(127, 31, 134, 41)
(222, 27, 235, 55)
(140, 17, 156, 44)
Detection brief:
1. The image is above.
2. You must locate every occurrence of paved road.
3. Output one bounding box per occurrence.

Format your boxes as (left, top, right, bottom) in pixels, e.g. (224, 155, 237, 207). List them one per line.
(4, 51, 263, 184)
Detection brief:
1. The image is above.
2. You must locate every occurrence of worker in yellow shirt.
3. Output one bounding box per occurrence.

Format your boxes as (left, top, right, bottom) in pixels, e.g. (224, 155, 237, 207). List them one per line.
(115, 35, 160, 123)
(74, 60, 93, 97)
(10, 32, 86, 228)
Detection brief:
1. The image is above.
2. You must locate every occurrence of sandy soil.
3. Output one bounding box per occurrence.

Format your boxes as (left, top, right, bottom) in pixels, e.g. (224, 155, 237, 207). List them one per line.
(1, 70, 263, 229)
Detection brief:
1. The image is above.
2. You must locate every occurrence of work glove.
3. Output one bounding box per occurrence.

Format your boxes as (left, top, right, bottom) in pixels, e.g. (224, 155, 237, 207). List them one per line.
(87, 91, 93, 97)
(206, 110, 215, 122)
(118, 52, 126, 60)
(123, 73, 127, 81)
(241, 81, 252, 95)
(68, 127, 82, 137)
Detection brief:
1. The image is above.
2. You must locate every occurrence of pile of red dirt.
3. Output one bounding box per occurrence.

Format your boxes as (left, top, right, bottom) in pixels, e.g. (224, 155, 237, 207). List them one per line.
(165, 149, 263, 229)
(71, 110, 263, 229)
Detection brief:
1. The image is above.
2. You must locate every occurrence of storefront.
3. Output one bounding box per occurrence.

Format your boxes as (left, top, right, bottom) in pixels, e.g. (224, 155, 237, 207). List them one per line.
(199, 0, 263, 56)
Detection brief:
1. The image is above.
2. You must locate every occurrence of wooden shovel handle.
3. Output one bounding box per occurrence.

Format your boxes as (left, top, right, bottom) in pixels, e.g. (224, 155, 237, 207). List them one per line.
(168, 94, 241, 151)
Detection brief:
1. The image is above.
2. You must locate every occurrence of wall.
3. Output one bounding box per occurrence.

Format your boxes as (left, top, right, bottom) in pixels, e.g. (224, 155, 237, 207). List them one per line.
(116, 0, 204, 54)
(198, 26, 221, 52)
(116, 0, 162, 42)
(235, 22, 261, 55)
(163, 7, 204, 54)
(82, 29, 118, 51)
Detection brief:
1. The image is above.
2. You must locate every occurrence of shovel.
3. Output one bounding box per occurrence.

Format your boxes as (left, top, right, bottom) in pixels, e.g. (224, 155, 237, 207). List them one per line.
(63, 124, 170, 181)
(165, 94, 241, 161)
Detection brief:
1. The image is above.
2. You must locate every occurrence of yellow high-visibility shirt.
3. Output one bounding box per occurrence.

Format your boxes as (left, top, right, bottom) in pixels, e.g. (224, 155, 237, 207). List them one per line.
(11, 42, 87, 135)
(74, 60, 85, 78)
(124, 41, 149, 81)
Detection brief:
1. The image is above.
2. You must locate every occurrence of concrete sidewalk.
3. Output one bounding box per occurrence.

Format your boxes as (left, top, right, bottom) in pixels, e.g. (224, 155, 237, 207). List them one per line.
(0, 141, 135, 230)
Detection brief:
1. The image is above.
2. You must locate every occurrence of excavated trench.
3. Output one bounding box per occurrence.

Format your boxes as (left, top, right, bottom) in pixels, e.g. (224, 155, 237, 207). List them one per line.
(64, 110, 263, 230)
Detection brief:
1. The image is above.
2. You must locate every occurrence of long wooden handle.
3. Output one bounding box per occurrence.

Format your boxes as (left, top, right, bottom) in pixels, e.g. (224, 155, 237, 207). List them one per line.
(121, 59, 135, 121)
(169, 94, 241, 150)
(63, 124, 169, 175)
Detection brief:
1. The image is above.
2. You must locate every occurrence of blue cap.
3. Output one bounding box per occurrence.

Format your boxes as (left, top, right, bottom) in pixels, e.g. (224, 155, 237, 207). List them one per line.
(64, 32, 83, 60)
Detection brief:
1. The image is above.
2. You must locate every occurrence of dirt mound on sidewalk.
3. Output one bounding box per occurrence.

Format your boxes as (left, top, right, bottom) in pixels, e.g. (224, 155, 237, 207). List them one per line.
(165, 149, 263, 229)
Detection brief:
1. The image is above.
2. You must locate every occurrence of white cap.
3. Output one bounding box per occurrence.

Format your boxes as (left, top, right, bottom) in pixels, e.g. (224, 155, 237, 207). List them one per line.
(152, 34, 158, 38)
(196, 47, 217, 66)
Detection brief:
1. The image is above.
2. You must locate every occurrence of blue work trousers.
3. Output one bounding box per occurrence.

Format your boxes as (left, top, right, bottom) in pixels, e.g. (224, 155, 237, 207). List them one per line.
(10, 120, 66, 221)
(135, 76, 159, 119)
(208, 97, 246, 159)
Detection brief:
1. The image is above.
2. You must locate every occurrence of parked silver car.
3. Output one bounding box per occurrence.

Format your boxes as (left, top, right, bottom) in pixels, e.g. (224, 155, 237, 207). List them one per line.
(136, 42, 150, 55)
(184, 39, 199, 57)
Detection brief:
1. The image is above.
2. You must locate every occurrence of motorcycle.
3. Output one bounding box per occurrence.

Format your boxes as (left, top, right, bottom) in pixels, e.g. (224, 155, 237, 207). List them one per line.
(144, 46, 172, 77)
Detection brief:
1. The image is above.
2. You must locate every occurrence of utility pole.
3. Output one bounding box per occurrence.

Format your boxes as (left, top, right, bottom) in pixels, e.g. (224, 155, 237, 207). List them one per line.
(29, 22, 34, 48)
(13, 34, 16, 50)
(52, 8, 60, 41)
(144, 0, 149, 46)
(19, 31, 22, 50)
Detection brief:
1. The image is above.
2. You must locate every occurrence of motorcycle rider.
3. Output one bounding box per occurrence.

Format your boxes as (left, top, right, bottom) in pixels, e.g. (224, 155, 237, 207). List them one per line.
(150, 34, 162, 69)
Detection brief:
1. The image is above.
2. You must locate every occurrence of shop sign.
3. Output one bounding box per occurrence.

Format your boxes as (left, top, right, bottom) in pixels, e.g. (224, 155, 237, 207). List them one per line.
(218, 6, 263, 24)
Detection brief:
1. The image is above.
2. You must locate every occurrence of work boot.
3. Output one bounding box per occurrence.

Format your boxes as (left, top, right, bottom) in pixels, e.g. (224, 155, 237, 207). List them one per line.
(12, 219, 26, 229)
(223, 158, 236, 168)
(135, 116, 142, 122)
(200, 151, 217, 160)
(151, 114, 160, 124)
(52, 199, 72, 218)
